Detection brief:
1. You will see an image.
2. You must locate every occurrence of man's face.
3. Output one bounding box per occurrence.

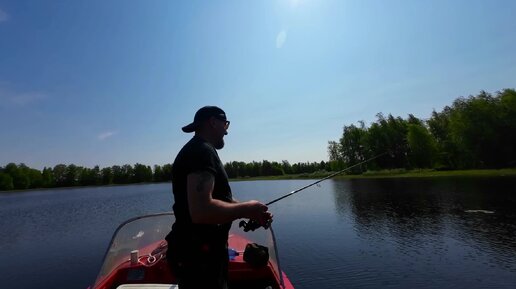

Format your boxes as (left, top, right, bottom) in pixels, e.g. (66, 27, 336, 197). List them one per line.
(213, 117, 229, 150)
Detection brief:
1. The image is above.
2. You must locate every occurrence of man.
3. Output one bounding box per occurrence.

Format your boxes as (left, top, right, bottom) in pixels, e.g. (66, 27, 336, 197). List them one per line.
(166, 106, 273, 289)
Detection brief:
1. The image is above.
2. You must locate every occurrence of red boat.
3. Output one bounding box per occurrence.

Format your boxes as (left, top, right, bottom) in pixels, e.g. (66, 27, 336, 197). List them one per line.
(88, 213, 295, 289)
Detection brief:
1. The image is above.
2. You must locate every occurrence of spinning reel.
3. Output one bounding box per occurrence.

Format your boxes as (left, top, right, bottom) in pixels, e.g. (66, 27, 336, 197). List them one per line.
(239, 218, 272, 232)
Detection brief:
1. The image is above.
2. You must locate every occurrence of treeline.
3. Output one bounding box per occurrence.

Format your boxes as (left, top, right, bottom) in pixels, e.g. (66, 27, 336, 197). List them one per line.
(328, 89, 516, 173)
(0, 163, 172, 191)
(2, 89, 514, 191)
(0, 161, 329, 191)
(224, 160, 330, 178)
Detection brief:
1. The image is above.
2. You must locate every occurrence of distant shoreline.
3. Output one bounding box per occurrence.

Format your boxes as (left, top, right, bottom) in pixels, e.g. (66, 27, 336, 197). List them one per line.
(2, 168, 515, 193)
(0, 181, 172, 194)
(229, 168, 516, 181)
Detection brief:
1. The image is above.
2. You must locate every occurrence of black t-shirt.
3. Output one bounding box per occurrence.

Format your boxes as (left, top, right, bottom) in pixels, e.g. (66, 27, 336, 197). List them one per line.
(167, 135, 233, 249)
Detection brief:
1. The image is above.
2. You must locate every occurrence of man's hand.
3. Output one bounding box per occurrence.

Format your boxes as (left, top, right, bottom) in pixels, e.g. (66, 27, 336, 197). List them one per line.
(244, 200, 273, 226)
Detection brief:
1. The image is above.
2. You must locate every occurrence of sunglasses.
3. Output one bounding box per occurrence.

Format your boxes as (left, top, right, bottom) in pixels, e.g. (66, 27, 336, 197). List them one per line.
(214, 116, 230, 129)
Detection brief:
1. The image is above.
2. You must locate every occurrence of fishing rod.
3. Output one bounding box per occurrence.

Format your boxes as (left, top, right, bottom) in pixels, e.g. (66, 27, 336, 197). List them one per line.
(240, 151, 390, 232)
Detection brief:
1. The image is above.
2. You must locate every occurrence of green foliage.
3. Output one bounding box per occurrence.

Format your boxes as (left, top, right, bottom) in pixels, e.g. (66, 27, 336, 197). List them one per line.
(2, 89, 514, 191)
(260, 160, 284, 176)
(41, 167, 54, 187)
(339, 122, 367, 173)
(327, 141, 341, 162)
(4, 163, 30, 189)
(282, 160, 293, 174)
(0, 172, 14, 190)
(133, 163, 153, 183)
(79, 166, 102, 186)
(64, 164, 80, 187)
(153, 165, 164, 182)
(498, 89, 516, 166)
(0, 162, 173, 191)
(407, 124, 437, 168)
(429, 89, 516, 168)
(53, 164, 67, 187)
(330, 89, 516, 171)
(162, 164, 173, 181)
(101, 167, 113, 184)
(224, 160, 327, 178)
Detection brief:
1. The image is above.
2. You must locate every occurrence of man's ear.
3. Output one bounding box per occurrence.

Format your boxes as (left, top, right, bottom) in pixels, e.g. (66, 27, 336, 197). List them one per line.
(208, 116, 217, 128)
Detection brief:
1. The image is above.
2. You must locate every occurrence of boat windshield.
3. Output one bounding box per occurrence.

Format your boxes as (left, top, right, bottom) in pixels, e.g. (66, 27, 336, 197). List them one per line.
(93, 213, 283, 288)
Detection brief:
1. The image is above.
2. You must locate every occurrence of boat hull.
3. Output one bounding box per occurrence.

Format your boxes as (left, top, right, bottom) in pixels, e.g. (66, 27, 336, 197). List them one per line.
(88, 213, 295, 289)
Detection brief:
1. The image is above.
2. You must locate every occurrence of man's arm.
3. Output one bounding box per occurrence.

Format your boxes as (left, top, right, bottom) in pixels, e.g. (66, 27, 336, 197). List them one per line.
(187, 171, 271, 225)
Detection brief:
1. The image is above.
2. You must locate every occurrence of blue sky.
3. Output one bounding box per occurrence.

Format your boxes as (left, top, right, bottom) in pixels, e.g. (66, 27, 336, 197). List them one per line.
(1, 0, 515, 170)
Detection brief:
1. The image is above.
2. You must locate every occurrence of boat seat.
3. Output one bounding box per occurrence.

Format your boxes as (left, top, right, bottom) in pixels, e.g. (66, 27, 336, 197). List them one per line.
(116, 284, 178, 289)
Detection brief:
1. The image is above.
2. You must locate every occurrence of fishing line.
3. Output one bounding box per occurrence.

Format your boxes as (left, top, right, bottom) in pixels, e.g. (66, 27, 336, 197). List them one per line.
(240, 151, 390, 231)
(265, 151, 389, 206)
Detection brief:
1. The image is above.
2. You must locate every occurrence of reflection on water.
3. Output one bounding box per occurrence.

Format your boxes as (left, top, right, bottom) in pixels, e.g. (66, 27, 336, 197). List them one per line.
(0, 184, 173, 289)
(1, 178, 515, 289)
(331, 178, 516, 289)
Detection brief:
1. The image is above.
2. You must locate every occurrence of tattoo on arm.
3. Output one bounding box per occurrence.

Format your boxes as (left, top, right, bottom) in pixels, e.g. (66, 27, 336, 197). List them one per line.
(195, 171, 214, 193)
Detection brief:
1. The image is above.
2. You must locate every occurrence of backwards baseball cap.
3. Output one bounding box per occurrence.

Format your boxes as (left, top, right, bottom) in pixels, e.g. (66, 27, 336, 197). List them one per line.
(182, 106, 227, 133)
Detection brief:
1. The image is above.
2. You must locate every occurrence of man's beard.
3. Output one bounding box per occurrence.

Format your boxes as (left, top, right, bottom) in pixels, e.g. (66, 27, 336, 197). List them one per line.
(214, 138, 225, 150)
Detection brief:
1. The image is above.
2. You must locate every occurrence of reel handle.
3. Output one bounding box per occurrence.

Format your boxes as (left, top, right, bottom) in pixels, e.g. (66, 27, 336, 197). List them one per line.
(239, 219, 271, 232)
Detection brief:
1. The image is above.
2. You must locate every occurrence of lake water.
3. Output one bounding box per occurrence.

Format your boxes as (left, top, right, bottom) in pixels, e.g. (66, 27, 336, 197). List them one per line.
(1, 177, 515, 289)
